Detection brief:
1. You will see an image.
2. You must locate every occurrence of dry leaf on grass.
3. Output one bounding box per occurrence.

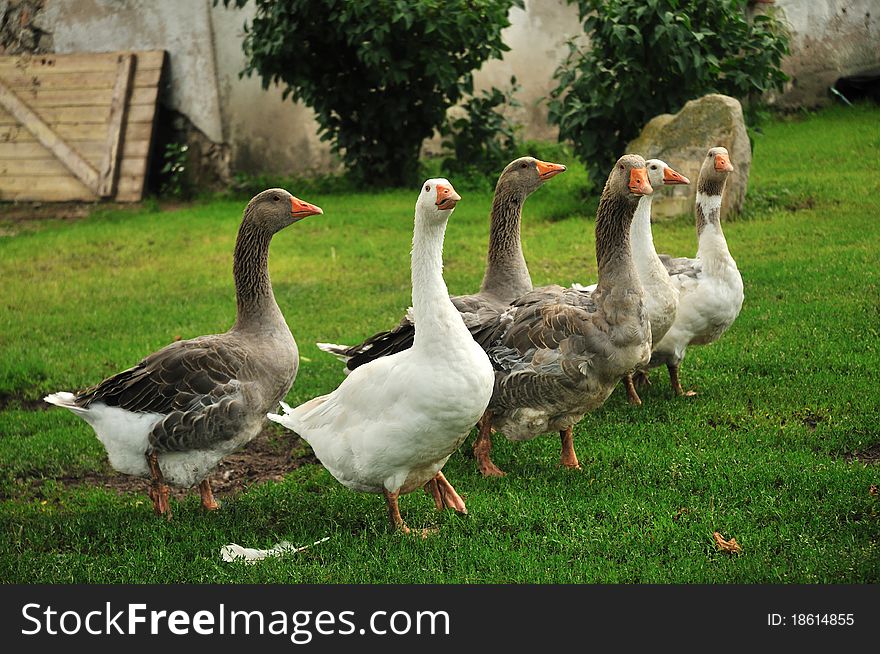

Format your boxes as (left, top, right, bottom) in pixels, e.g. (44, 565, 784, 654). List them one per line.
(713, 531, 742, 554)
(870, 484, 878, 497)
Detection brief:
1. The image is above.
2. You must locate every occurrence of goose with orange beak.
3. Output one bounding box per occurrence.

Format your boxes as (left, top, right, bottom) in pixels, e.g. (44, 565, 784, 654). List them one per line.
(45, 189, 321, 518)
(576, 159, 691, 405)
(650, 146, 744, 396)
(271, 179, 495, 534)
(317, 156, 566, 371)
(470, 155, 655, 477)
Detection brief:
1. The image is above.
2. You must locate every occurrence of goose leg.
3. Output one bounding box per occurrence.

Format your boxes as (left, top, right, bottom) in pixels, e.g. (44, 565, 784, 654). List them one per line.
(199, 479, 220, 511)
(424, 478, 444, 511)
(668, 364, 697, 397)
(473, 410, 506, 477)
(632, 370, 651, 388)
(146, 452, 171, 520)
(430, 471, 468, 514)
(383, 488, 410, 534)
(624, 374, 643, 406)
(559, 426, 581, 470)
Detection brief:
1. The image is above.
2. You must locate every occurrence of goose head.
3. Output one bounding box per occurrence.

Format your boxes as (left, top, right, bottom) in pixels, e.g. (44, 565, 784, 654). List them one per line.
(698, 146, 734, 189)
(418, 178, 461, 223)
(244, 188, 323, 233)
(498, 156, 567, 196)
(608, 154, 653, 202)
(646, 159, 690, 188)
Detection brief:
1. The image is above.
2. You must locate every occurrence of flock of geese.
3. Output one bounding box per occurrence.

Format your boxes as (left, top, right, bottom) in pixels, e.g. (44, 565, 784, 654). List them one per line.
(45, 147, 744, 534)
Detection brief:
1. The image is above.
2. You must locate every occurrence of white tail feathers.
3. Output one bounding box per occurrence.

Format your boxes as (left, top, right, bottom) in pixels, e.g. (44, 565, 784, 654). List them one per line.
(44, 391, 91, 416)
(266, 400, 292, 426)
(316, 342, 352, 363)
(44, 391, 78, 407)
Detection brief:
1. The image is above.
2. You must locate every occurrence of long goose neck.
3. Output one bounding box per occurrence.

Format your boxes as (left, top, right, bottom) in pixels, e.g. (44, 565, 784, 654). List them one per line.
(629, 194, 665, 279)
(411, 210, 465, 350)
(695, 175, 732, 270)
(595, 189, 641, 295)
(232, 219, 282, 332)
(479, 183, 532, 302)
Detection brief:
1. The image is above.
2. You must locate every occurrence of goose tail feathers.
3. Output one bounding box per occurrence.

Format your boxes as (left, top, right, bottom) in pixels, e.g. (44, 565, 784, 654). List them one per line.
(44, 391, 87, 414)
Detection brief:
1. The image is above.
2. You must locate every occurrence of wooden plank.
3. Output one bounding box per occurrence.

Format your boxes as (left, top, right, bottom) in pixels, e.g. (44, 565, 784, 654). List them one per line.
(98, 54, 135, 197)
(0, 51, 165, 75)
(0, 67, 162, 92)
(0, 157, 146, 177)
(12, 87, 158, 109)
(0, 103, 155, 125)
(0, 50, 164, 202)
(0, 79, 100, 193)
(0, 121, 155, 143)
(0, 139, 151, 160)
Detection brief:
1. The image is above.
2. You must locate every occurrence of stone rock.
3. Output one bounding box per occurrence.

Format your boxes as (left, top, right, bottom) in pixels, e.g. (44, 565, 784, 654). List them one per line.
(626, 93, 751, 220)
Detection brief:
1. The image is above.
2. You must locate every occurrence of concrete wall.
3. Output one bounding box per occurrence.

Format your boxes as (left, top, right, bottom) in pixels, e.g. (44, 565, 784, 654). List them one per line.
(769, 0, 880, 107)
(209, 3, 337, 177)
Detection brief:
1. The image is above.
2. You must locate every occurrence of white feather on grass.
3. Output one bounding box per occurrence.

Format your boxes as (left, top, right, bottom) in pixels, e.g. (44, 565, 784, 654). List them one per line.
(220, 536, 330, 564)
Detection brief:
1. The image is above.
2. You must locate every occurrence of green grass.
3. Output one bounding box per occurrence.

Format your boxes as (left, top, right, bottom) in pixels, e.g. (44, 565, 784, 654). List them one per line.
(1, 104, 878, 583)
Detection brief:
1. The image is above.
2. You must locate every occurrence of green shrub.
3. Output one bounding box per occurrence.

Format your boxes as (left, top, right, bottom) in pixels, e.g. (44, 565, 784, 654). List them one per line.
(441, 78, 522, 178)
(548, 0, 789, 185)
(218, 0, 523, 188)
(159, 142, 190, 199)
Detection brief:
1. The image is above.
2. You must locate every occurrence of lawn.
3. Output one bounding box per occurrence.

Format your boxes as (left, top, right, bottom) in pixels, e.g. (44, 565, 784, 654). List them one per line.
(0, 104, 877, 583)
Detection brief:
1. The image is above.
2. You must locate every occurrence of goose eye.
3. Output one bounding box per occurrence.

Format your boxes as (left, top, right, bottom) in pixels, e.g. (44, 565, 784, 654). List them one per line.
(520, 162, 527, 169)
(618, 164, 624, 171)
(425, 185, 430, 192)
(273, 195, 280, 201)
(650, 165, 657, 170)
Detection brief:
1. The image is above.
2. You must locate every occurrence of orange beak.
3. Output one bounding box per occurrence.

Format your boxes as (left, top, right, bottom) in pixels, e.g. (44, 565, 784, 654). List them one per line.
(629, 168, 653, 195)
(535, 159, 567, 180)
(662, 166, 690, 185)
(290, 196, 323, 218)
(435, 183, 461, 210)
(714, 153, 734, 173)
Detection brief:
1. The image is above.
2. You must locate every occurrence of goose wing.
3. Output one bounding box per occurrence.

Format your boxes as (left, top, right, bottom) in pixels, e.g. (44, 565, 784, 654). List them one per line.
(659, 253, 702, 279)
(76, 336, 251, 452)
(486, 285, 601, 376)
(333, 293, 503, 370)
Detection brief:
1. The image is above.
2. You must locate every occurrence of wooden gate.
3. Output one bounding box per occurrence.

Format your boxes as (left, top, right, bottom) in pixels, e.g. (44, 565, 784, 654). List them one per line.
(0, 51, 166, 202)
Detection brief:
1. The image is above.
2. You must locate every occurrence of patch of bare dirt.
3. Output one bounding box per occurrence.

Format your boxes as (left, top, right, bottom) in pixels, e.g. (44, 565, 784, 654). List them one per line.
(844, 444, 880, 466)
(0, 391, 49, 411)
(26, 428, 318, 500)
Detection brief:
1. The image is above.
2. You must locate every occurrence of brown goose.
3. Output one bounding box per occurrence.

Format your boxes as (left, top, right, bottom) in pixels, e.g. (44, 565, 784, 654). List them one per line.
(44, 189, 322, 518)
(473, 155, 653, 476)
(317, 156, 566, 368)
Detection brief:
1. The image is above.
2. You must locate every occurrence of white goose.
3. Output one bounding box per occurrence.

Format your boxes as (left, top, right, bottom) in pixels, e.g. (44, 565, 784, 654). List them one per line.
(44, 189, 323, 518)
(575, 159, 690, 404)
(650, 146, 744, 395)
(269, 179, 494, 534)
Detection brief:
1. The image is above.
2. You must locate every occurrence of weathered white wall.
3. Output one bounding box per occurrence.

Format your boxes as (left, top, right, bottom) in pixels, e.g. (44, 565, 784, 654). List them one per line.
(770, 0, 880, 107)
(472, 0, 581, 141)
(45, 0, 225, 143)
(209, 2, 337, 176)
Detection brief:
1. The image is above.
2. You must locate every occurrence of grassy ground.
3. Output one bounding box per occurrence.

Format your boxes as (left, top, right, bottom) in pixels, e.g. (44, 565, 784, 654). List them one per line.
(0, 104, 878, 583)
